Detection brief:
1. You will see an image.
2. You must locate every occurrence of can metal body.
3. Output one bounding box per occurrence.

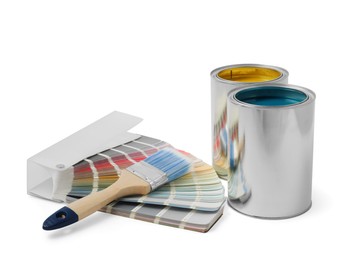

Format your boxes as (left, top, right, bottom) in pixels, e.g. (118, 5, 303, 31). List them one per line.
(211, 64, 289, 179)
(227, 84, 316, 218)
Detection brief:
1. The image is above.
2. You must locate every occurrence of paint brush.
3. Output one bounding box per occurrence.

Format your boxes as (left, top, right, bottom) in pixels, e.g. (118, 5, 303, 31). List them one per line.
(43, 148, 191, 230)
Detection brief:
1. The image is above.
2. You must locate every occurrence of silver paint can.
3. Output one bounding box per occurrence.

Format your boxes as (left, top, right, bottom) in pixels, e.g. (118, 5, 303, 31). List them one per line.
(227, 84, 315, 218)
(211, 64, 289, 179)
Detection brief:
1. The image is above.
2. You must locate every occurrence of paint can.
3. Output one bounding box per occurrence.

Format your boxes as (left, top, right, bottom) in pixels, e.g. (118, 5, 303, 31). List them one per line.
(227, 84, 315, 218)
(211, 64, 289, 179)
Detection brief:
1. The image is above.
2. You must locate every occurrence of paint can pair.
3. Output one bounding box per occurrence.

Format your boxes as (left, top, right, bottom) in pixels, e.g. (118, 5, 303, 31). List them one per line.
(226, 84, 316, 218)
(211, 64, 289, 179)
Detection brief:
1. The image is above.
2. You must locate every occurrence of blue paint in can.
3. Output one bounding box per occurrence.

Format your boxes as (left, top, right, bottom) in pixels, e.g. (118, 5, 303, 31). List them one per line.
(235, 86, 308, 107)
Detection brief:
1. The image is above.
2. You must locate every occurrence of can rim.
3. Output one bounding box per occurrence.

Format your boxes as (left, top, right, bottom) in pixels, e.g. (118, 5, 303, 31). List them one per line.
(211, 64, 289, 85)
(228, 84, 316, 110)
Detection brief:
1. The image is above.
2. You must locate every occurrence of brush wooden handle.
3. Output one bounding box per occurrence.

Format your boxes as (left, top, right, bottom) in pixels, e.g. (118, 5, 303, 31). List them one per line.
(42, 170, 151, 230)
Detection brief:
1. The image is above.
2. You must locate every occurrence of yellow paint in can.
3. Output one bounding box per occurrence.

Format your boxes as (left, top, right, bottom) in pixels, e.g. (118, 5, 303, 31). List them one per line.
(217, 67, 282, 82)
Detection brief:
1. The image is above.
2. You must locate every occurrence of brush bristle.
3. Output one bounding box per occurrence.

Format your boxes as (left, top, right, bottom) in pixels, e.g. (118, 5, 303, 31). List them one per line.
(143, 148, 191, 183)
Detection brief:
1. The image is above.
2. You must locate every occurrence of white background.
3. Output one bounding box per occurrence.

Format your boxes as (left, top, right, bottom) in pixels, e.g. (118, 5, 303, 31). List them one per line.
(1, 0, 350, 259)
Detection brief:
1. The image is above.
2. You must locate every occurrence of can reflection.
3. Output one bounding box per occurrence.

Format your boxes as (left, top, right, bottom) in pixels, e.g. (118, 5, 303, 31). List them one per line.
(228, 121, 251, 203)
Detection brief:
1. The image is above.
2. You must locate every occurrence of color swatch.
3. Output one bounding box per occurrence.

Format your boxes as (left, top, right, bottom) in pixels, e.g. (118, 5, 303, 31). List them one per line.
(67, 136, 225, 232)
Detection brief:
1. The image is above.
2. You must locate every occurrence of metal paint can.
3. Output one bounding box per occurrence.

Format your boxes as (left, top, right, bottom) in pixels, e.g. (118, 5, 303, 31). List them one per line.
(227, 84, 315, 218)
(211, 64, 289, 179)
